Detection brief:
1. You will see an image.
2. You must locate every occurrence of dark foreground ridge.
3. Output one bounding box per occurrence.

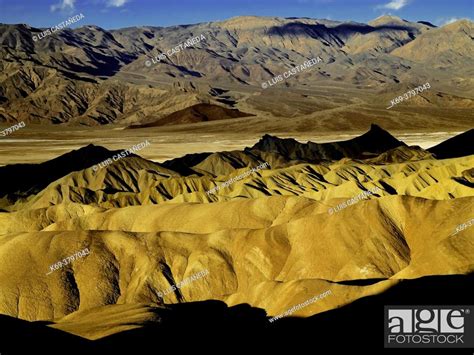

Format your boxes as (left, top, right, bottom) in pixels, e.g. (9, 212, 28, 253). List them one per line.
(2, 273, 472, 354)
(0, 144, 121, 200)
(428, 128, 474, 159)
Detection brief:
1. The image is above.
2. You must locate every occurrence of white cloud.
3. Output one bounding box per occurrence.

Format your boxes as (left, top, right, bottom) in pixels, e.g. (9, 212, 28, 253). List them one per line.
(107, 0, 129, 7)
(50, 0, 75, 12)
(436, 17, 472, 26)
(443, 17, 460, 25)
(376, 0, 409, 11)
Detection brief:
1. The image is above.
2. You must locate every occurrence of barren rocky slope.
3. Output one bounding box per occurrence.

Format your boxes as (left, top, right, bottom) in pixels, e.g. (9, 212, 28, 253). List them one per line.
(1, 16, 473, 126)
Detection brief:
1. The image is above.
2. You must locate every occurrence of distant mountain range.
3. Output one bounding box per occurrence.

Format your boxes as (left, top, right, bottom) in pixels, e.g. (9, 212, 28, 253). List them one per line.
(0, 16, 473, 126)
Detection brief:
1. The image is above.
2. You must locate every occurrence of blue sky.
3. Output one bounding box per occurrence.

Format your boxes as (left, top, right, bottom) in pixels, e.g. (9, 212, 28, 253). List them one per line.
(0, 0, 472, 29)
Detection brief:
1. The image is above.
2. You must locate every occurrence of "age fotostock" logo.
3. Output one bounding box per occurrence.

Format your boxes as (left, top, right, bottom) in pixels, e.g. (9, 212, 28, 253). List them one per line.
(385, 306, 474, 348)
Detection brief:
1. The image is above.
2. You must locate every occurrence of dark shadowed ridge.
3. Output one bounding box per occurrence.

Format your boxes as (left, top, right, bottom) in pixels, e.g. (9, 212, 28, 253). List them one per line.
(2, 273, 472, 353)
(161, 152, 213, 176)
(159, 124, 407, 177)
(251, 124, 406, 162)
(417, 21, 436, 27)
(428, 129, 474, 159)
(0, 144, 123, 199)
(266, 19, 427, 44)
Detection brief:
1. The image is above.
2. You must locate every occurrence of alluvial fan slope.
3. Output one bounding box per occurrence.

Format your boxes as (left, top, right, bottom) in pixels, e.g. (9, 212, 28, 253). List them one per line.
(0, 127, 473, 341)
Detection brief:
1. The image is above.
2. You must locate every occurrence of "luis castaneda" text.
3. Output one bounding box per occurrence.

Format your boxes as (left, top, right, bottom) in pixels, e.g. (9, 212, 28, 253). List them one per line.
(261, 57, 322, 89)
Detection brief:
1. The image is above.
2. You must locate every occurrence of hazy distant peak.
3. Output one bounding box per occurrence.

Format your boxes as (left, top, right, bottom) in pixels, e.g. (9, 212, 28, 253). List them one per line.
(77, 24, 108, 32)
(214, 15, 339, 31)
(369, 15, 405, 26)
(373, 15, 403, 20)
(216, 16, 286, 29)
(367, 15, 435, 35)
(391, 18, 474, 63)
